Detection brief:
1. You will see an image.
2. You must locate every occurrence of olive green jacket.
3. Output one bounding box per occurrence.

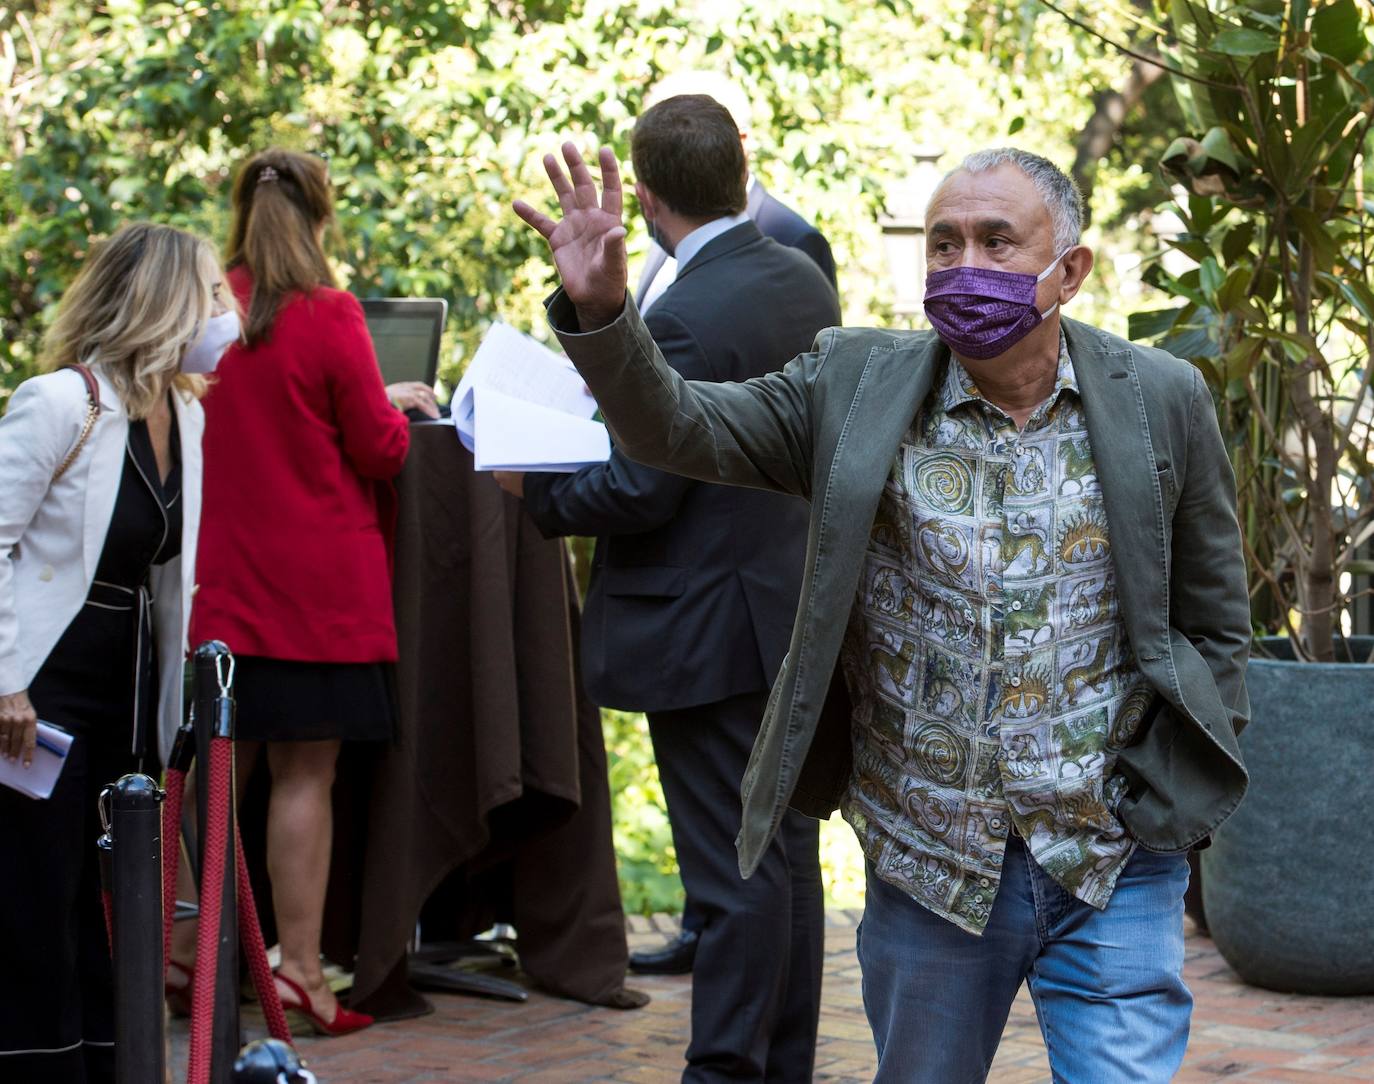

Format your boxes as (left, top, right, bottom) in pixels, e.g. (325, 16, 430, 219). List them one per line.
(548, 291, 1252, 876)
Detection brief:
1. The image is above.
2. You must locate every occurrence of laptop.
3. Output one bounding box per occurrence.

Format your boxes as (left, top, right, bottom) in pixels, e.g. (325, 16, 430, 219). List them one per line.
(361, 298, 448, 386)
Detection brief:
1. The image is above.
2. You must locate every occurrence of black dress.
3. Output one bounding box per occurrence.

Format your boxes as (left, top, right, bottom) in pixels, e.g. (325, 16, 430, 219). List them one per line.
(0, 412, 180, 1084)
(229, 656, 395, 743)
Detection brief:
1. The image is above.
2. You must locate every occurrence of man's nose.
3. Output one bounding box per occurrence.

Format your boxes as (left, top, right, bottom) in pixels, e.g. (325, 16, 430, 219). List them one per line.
(955, 249, 995, 271)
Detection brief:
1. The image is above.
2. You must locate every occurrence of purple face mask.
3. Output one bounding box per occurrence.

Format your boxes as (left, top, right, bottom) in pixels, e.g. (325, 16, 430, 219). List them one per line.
(923, 249, 1069, 361)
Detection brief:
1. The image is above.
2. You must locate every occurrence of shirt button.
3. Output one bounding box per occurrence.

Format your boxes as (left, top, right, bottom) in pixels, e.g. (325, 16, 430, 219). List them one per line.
(1010, 676, 1022, 687)
(1011, 600, 1023, 611)
(39, 565, 55, 582)
(1009, 524, 1021, 534)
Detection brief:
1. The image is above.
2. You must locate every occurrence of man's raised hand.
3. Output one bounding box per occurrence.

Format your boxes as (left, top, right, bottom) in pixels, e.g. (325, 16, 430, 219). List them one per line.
(513, 142, 628, 331)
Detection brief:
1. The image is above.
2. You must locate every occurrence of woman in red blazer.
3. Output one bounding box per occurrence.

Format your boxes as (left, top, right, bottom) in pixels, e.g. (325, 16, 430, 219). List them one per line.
(187, 148, 435, 1035)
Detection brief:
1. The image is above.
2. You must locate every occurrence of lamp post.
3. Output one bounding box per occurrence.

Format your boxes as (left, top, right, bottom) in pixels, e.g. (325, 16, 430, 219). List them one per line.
(878, 148, 946, 319)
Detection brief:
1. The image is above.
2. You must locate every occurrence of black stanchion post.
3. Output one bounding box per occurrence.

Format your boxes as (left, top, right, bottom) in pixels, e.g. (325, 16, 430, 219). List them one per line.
(194, 640, 240, 1084)
(106, 773, 167, 1084)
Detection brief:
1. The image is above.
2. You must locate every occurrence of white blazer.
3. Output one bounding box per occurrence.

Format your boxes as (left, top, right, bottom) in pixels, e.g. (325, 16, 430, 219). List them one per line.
(0, 365, 203, 761)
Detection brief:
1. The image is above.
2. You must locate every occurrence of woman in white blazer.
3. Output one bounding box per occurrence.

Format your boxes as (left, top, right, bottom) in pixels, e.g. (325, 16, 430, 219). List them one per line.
(0, 223, 235, 1084)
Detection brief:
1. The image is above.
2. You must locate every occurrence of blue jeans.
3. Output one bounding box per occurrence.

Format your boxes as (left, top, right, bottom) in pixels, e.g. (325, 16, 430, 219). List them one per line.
(856, 837, 1191, 1084)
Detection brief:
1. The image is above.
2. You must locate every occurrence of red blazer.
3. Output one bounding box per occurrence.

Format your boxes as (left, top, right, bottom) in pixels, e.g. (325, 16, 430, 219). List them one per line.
(191, 268, 410, 662)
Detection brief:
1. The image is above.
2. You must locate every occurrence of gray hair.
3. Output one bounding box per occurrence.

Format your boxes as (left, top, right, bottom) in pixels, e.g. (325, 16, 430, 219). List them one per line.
(947, 148, 1083, 251)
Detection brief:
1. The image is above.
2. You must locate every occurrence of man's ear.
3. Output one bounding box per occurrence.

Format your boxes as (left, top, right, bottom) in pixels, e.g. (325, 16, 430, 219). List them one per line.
(635, 182, 657, 221)
(1058, 245, 1094, 305)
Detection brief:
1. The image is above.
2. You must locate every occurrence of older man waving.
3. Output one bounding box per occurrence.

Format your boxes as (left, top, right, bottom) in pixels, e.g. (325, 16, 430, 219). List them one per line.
(515, 145, 1251, 1083)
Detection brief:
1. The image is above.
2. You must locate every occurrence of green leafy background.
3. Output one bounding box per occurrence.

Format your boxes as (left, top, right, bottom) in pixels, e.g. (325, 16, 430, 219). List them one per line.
(2, 0, 1183, 395)
(3, 0, 1283, 911)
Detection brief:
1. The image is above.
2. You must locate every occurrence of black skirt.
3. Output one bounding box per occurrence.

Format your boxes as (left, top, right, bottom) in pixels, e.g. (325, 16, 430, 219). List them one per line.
(229, 656, 396, 743)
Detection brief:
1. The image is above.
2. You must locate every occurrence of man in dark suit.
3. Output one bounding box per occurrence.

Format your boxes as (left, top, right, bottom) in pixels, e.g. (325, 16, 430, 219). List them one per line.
(630, 75, 837, 979)
(634, 72, 836, 317)
(496, 95, 840, 1083)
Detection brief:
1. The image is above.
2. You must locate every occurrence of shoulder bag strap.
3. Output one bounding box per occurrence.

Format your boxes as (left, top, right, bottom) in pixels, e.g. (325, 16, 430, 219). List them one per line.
(51, 362, 104, 483)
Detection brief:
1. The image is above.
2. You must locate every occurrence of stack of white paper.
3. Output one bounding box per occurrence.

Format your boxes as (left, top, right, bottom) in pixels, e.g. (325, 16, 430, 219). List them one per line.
(0, 721, 72, 799)
(453, 322, 610, 472)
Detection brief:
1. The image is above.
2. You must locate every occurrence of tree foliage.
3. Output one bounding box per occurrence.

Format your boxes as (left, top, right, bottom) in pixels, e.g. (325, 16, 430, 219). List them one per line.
(2, 0, 1206, 908)
(5, 0, 1175, 406)
(1124, 0, 1374, 660)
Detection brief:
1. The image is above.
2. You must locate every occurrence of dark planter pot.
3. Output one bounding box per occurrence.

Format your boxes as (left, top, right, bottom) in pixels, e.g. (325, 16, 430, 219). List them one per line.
(1201, 637, 1374, 995)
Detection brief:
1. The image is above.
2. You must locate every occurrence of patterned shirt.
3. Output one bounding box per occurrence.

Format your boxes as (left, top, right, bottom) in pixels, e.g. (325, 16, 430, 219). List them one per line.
(840, 335, 1155, 935)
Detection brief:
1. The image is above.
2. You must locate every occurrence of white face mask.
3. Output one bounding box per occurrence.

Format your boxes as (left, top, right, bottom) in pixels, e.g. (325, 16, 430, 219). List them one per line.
(182, 310, 241, 374)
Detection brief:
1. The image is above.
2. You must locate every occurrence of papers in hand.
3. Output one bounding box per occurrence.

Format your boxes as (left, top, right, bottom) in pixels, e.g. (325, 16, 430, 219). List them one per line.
(471, 386, 611, 472)
(0, 721, 72, 799)
(454, 322, 610, 472)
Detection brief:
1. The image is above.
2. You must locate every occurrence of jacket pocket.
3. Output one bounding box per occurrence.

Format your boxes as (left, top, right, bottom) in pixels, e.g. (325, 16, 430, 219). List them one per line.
(1157, 465, 1178, 517)
(603, 565, 687, 598)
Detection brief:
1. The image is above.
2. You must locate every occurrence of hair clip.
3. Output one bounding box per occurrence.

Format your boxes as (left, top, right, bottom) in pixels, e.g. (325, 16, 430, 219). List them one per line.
(259, 166, 279, 184)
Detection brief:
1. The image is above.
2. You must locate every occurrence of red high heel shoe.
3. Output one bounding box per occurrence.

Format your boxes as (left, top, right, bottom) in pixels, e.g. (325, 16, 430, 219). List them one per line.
(165, 959, 194, 1017)
(273, 970, 373, 1037)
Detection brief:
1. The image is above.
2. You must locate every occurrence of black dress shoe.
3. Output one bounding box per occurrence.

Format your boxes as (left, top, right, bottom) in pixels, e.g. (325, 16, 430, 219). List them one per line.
(628, 929, 699, 975)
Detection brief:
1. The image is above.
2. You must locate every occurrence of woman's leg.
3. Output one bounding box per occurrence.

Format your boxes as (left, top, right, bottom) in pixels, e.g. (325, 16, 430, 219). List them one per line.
(265, 739, 342, 1018)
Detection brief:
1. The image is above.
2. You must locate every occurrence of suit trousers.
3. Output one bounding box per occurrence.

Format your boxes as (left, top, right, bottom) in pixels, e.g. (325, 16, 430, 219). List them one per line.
(648, 691, 824, 1084)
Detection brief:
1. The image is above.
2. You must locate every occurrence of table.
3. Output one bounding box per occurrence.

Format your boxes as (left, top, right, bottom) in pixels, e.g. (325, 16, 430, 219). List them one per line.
(316, 421, 635, 1018)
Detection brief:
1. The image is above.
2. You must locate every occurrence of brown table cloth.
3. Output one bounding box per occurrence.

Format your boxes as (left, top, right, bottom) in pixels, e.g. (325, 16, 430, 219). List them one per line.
(328, 421, 632, 1017)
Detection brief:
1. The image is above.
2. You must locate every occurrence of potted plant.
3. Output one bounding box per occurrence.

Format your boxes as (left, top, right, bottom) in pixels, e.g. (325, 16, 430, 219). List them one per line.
(1129, 0, 1374, 994)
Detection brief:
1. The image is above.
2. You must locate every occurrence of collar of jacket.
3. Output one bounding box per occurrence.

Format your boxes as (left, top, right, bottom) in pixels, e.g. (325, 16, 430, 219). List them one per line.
(672, 220, 765, 286)
(831, 316, 1170, 666)
(78, 363, 203, 594)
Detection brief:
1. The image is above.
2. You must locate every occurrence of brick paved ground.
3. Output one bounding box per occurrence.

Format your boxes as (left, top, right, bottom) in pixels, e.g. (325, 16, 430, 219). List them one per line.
(171, 914, 1374, 1082)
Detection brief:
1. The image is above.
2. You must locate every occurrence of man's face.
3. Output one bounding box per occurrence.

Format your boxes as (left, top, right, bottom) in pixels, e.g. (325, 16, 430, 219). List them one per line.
(924, 164, 1067, 315)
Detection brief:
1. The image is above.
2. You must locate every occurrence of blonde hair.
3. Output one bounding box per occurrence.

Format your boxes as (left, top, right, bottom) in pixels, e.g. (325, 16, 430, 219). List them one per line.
(41, 223, 224, 419)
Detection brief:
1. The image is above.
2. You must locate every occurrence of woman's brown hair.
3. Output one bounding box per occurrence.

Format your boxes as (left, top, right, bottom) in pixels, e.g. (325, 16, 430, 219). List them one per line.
(226, 148, 336, 347)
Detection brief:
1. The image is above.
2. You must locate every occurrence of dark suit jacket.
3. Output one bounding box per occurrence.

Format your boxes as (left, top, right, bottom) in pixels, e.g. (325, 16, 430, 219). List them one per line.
(524, 222, 841, 714)
(748, 183, 837, 291)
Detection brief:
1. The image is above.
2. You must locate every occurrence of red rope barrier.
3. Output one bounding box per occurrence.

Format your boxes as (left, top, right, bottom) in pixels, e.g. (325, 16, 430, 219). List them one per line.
(235, 825, 292, 1043)
(162, 745, 294, 1080)
(186, 736, 231, 1084)
(101, 887, 114, 956)
(161, 765, 186, 973)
